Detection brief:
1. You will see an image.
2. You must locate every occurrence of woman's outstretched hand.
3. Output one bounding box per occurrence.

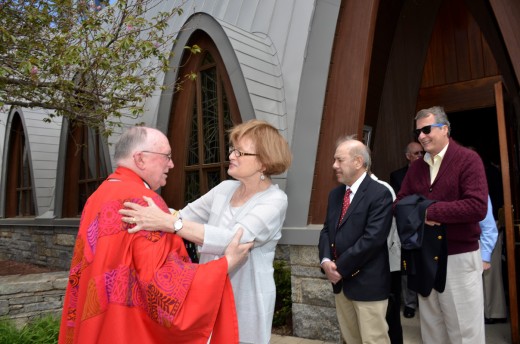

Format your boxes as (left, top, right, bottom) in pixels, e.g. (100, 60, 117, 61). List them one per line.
(119, 196, 176, 233)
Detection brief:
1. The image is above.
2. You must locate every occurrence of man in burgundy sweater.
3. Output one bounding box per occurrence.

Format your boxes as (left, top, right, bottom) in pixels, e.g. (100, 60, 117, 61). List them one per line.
(395, 106, 488, 344)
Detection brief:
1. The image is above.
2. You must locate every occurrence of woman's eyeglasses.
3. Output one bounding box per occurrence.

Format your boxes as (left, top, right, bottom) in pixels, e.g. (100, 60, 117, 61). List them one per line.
(228, 147, 258, 157)
(414, 123, 445, 138)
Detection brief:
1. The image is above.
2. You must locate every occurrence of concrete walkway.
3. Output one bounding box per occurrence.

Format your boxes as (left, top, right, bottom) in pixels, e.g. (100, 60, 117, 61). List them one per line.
(271, 312, 511, 344)
(270, 334, 333, 344)
(271, 334, 333, 344)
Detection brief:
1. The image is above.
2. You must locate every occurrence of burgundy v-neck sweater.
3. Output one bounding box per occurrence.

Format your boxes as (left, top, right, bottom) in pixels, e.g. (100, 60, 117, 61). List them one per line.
(395, 138, 488, 255)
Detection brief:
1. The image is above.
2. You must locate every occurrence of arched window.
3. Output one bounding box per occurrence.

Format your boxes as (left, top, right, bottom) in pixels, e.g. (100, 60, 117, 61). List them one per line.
(61, 122, 109, 217)
(162, 31, 241, 208)
(5, 112, 35, 217)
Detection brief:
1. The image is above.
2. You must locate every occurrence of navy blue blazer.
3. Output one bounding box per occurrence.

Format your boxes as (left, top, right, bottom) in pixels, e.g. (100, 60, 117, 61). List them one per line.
(395, 194, 436, 250)
(318, 174, 393, 301)
(395, 194, 447, 297)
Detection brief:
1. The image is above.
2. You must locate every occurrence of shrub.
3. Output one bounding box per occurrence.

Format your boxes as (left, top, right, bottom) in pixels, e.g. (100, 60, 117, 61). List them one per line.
(273, 260, 292, 328)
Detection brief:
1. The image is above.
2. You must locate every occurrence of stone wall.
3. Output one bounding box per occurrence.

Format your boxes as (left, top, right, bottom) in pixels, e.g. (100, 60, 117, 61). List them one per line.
(0, 271, 68, 327)
(0, 224, 77, 270)
(290, 245, 341, 343)
(0, 224, 340, 342)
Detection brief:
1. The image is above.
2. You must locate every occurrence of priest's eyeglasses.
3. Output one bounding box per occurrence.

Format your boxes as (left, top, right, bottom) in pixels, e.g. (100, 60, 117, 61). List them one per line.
(141, 150, 172, 161)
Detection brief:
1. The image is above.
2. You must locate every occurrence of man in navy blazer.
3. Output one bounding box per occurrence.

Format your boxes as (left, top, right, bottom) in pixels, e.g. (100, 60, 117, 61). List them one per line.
(319, 136, 393, 344)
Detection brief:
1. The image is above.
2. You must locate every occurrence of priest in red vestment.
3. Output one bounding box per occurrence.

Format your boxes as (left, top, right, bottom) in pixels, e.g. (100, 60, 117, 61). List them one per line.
(59, 126, 251, 344)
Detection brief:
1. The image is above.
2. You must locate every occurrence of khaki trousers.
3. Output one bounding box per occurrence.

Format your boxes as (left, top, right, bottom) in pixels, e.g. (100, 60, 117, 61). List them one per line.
(334, 292, 390, 344)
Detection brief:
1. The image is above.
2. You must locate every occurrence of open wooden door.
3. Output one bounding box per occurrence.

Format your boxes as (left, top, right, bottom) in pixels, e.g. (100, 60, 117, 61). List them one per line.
(494, 81, 519, 343)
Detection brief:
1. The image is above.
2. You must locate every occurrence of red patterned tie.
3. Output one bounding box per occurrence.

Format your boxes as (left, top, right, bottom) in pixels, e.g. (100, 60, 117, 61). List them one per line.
(339, 188, 352, 224)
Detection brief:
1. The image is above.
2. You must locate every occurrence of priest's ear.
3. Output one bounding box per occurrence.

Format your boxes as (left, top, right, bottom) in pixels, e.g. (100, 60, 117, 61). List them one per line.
(132, 152, 146, 170)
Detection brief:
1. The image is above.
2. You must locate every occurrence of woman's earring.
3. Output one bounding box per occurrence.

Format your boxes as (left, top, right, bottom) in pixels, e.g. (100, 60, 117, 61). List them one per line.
(260, 173, 265, 181)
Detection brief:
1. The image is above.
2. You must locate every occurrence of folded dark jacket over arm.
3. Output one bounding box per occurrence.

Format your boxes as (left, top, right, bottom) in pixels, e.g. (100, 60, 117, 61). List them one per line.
(395, 194, 437, 249)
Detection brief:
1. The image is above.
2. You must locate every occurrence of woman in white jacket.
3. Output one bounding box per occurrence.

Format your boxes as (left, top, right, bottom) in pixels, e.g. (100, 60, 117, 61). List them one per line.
(120, 119, 292, 344)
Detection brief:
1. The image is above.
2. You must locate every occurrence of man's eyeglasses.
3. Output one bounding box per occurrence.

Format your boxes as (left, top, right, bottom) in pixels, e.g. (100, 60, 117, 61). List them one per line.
(414, 123, 445, 137)
(229, 146, 258, 157)
(141, 150, 172, 161)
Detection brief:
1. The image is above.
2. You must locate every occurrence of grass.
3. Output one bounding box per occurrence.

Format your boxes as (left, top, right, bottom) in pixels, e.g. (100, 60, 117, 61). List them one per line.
(0, 315, 60, 344)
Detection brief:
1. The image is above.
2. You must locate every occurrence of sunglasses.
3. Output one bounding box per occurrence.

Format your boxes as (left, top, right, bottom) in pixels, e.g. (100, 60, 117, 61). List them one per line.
(414, 123, 445, 137)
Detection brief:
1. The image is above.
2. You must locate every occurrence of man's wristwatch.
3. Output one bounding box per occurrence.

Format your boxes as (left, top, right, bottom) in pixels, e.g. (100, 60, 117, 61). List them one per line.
(173, 215, 183, 232)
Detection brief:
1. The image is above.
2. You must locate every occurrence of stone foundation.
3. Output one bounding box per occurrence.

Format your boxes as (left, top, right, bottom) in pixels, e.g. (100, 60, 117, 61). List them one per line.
(290, 245, 341, 343)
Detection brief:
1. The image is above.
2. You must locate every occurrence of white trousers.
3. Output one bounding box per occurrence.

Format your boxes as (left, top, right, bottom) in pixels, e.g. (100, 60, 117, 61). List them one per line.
(419, 249, 485, 344)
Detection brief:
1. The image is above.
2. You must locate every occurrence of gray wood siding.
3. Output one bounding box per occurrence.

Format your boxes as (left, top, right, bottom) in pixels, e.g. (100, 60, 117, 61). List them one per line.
(23, 109, 62, 216)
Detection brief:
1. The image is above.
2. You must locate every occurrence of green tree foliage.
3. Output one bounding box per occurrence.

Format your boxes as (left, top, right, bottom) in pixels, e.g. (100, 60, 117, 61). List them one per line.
(0, 0, 199, 136)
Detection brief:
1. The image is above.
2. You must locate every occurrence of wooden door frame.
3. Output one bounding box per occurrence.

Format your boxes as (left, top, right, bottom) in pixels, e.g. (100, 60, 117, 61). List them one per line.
(495, 81, 519, 343)
(309, 0, 380, 224)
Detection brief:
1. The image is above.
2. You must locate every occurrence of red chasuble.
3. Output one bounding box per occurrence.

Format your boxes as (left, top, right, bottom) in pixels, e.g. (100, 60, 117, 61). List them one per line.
(59, 167, 238, 344)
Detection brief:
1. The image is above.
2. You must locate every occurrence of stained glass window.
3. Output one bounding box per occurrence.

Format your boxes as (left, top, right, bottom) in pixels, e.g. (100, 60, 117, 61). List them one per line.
(5, 113, 35, 217)
(62, 122, 109, 217)
(162, 31, 241, 214)
(183, 51, 235, 203)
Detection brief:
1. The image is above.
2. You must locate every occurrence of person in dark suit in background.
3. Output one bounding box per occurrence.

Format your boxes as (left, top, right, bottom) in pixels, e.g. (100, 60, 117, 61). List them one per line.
(389, 141, 423, 319)
(390, 141, 423, 194)
(394, 106, 488, 344)
(319, 136, 393, 344)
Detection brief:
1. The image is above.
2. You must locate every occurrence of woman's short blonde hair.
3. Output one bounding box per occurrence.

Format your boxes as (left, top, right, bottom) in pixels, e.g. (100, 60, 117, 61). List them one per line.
(229, 119, 292, 176)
